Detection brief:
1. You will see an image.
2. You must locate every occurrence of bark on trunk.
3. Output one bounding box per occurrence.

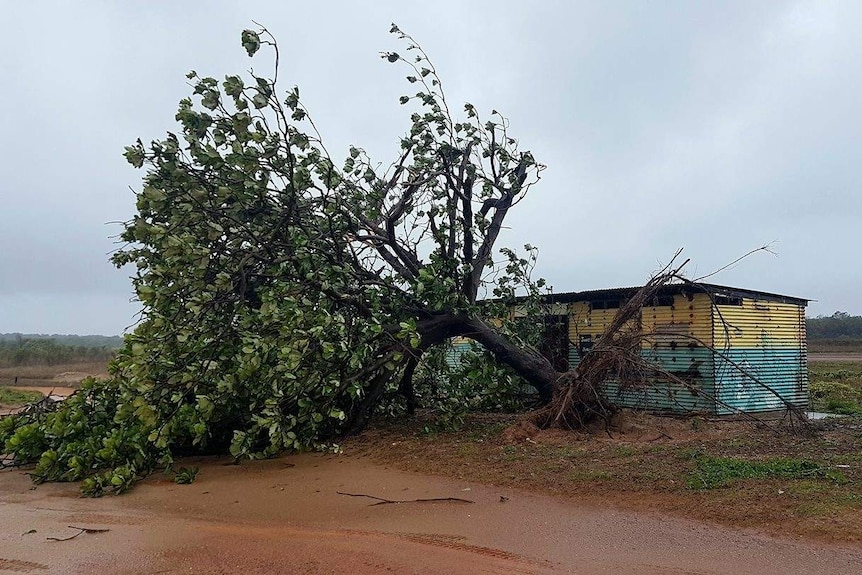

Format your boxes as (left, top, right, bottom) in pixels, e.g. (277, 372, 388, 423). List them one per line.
(346, 368, 395, 436)
(346, 312, 561, 435)
(414, 313, 559, 403)
(397, 355, 420, 415)
(461, 317, 558, 403)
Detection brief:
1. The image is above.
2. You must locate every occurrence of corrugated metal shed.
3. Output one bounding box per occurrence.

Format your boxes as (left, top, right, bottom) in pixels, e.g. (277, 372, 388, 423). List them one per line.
(492, 283, 809, 415)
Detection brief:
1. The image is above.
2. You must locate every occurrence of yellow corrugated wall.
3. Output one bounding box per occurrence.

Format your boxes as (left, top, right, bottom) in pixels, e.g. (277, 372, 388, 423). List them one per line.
(712, 299, 805, 349)
(568, 293, 714, 349)
(642, 293, 714, 348)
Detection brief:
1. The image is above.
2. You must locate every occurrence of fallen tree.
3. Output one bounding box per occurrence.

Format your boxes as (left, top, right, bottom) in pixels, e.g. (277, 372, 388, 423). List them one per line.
(0, 26, 786, 495)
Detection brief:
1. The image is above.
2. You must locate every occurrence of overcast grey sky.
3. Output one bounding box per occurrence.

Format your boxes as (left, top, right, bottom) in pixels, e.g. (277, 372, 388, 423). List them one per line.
(1, 1, 860, 335)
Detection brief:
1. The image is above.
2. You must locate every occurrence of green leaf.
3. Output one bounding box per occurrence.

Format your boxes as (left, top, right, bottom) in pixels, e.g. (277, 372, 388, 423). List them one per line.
(223, 75, 244, 97)
(123, 142, 144, 168)
(201, 90, 220, 111)
(241, 30, 261, 57)
(252, 93, 269, 109)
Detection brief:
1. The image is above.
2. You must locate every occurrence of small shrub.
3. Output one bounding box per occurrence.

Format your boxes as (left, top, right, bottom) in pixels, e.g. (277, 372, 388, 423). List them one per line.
(0, 387, 42, 405)
(174, 466, 200, 485)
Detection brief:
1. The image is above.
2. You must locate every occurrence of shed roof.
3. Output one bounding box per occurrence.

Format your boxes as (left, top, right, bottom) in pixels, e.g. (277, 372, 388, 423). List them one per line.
(516, 282, 808, 306)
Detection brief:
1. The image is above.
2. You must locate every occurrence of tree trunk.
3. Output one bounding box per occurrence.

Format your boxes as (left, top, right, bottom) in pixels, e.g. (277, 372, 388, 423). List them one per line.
(345, 313, 562, 435)
(461, 317, 558, 403)
(414, 313, 559, 403)
(397, 355, 420, 415)
(346, 367, 396, 435)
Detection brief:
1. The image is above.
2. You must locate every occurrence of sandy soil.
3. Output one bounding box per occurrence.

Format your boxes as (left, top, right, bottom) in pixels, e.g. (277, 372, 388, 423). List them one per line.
(2, 454, 861, 574)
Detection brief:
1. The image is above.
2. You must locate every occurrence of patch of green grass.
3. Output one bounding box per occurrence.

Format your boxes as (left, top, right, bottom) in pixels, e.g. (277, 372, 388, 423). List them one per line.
(810, 381, 862, 414)
(676, 446, 706, 461)
(809, 362, 862, 414)
(0, 386, 43, 405)
(615, 445, 636, 457)
(500, 445, 525, 462)
(688, 455, 845, 489)
(788, 480, 832, 495)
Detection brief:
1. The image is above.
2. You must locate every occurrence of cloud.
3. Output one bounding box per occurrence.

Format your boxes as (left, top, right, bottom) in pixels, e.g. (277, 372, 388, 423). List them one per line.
(0, 1, 859, 333)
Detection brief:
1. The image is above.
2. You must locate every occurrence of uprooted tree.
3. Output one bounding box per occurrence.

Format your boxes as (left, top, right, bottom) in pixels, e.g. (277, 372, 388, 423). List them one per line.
(1, 26, 691, 495)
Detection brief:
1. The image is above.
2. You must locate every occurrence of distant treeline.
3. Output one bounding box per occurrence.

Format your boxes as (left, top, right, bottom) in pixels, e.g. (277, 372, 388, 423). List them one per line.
(0, 333, 123, 348)
(806, 312, 862, 340)
(0, 337, 120, 367)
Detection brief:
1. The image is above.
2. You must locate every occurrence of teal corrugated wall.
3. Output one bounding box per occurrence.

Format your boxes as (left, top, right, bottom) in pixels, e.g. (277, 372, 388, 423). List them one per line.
(445, 340, 474, 368)
(570, 347, 717, 413)
(714, 349, 807, 414)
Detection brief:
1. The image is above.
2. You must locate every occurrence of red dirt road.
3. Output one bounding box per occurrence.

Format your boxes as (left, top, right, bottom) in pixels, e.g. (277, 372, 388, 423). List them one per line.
(1, 454, 860, 574)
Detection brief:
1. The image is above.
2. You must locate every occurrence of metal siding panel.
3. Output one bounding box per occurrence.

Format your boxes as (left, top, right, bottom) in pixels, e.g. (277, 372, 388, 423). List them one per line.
(641, 293, 714, 348)
(445, 340, 475, 368)
(604, 346, 716, 413)
(714, 349, 808, 414)
(569, 303, 617, 341)
(603, 378, 716, 413)
(711, 298, 807, 414)
(567, 293, 718, 413)
(713, 300, 805, 349)
(569, 348, 716, 413)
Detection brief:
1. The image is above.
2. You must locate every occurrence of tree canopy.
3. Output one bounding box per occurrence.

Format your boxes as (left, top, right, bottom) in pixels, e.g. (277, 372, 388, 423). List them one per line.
(1, 26, 575, 494)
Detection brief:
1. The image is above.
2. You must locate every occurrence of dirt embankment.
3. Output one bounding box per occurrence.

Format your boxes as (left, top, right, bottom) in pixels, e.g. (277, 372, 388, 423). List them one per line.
(2, 453, 861, 574)
(0, 362, 109, 388)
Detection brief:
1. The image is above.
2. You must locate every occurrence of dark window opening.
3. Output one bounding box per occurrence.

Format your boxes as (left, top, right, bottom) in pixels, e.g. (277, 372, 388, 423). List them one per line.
(588, 299, 620, 310)
(714, 295, 743, 306)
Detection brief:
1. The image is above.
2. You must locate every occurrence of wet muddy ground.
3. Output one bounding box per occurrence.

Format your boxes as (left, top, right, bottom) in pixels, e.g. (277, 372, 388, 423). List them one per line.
(2, 453, 861, 574)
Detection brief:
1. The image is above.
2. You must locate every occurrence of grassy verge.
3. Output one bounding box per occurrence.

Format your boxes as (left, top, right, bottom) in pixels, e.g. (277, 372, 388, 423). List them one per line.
(809, 361, 862, 414)
(687, 455, 843, 489)
(0, 386, 43, 405)
(349, 411, 862, 542)
(808, 339, 862, 353)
